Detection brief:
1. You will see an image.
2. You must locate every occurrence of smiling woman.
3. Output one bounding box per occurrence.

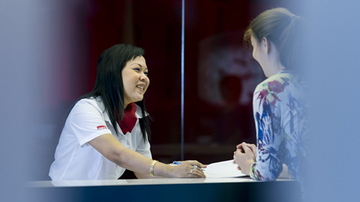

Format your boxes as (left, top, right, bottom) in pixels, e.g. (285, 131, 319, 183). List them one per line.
(49, 44, 206, 180)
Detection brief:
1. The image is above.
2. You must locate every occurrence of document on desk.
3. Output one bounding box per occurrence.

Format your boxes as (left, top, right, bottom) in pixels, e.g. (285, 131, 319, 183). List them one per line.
(203, 160, 246, 178)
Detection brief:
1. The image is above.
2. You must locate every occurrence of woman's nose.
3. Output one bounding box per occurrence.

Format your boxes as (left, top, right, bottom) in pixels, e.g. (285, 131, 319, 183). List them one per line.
(139, 73, 148, 81)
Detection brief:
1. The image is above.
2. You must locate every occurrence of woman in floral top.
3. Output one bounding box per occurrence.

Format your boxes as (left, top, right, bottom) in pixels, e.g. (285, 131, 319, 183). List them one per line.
(233, 8, 307, 187)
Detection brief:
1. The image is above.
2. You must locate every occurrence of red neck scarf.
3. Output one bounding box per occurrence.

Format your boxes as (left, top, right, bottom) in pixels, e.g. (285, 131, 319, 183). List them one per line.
(117, 103, 137, 134)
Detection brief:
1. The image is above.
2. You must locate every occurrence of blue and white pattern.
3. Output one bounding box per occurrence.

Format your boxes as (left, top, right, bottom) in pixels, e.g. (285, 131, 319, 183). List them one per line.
(250, 70, 308, 185)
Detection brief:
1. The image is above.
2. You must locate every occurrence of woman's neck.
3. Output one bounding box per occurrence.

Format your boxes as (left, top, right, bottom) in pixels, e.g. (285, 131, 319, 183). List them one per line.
(272, 63, 286, 75)
(266, 55, 286, 77)
(265, 42, 286, 77)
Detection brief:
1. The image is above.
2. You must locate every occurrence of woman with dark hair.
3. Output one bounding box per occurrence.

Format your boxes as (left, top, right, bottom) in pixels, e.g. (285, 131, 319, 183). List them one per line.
(49, 44, 205, 180)
(233, 8, 307, 185)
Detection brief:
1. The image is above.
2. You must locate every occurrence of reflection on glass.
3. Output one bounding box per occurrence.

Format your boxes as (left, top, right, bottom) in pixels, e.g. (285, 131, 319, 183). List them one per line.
(197, 31, 263, 145)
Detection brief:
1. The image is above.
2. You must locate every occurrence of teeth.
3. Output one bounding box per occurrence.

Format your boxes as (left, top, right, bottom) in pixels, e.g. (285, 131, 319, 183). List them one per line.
(136, 85, 144, 90)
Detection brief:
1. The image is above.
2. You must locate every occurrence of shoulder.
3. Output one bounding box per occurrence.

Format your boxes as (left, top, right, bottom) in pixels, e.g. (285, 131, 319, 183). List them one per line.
(255, 71, 295, 93)
(72, 97, 104, 115)
(253, 71, 302, 107)
(75, 97, 97, 108)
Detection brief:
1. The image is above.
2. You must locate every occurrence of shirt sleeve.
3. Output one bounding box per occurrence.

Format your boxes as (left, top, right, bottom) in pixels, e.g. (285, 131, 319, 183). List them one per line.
(67, 99, 112, 147)
(250, 81, 284, 181)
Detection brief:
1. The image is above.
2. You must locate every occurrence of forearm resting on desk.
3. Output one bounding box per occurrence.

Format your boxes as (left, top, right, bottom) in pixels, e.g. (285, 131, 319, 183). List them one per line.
(89, 133, 176, 177)
(135, 162, 179, 179)
(88, 133, 205, 178)
(250, 163, 290, 180)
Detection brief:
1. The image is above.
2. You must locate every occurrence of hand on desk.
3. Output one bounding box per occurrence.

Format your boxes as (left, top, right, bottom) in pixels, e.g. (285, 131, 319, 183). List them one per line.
(233, 142, 256, 175)
(171, 160, 207, 178)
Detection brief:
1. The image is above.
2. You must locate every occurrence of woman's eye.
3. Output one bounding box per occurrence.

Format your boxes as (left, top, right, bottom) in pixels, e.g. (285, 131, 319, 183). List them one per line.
(133, 68, 140, 72)
(144, 71, 148, 75)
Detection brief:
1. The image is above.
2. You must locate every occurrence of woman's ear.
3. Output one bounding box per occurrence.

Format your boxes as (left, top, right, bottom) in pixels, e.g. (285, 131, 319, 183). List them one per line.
(261, 37, 270, 55)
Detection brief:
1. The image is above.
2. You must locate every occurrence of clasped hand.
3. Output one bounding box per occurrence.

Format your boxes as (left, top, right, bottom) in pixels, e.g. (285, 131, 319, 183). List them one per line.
(233, 142, 257, 175)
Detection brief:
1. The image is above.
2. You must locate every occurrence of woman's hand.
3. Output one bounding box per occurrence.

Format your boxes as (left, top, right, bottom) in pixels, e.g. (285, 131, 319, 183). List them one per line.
(170, 160, 207, 178)
(233, 142, 256, 175)
(235, 143, 257, 157)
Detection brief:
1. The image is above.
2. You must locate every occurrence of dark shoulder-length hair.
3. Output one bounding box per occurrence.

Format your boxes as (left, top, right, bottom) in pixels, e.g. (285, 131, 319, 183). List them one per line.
(69, 44, 151, 141)
(244, 7, 304, 70)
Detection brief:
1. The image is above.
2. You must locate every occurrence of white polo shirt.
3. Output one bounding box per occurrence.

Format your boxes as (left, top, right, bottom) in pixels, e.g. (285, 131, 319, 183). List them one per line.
(49, 96, 152, 181)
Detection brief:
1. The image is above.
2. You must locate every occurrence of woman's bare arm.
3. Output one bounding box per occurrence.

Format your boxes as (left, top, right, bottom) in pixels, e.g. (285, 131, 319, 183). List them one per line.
(89, 133, 205, 178)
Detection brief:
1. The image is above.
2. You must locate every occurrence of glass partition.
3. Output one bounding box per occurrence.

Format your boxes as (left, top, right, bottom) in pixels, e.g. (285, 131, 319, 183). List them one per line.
(181, 0, 260, 164)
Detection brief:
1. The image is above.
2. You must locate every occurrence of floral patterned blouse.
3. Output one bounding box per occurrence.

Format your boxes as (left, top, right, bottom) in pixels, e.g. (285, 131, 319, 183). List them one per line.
(249, 70, 308, 185)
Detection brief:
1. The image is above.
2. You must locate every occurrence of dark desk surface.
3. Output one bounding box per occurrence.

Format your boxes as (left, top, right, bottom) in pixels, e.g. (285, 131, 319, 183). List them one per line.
(28, 178, 301, 202)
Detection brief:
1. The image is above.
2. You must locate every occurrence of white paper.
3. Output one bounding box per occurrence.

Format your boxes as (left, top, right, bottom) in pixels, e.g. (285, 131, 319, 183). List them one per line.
(203, 159, 246, 178)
